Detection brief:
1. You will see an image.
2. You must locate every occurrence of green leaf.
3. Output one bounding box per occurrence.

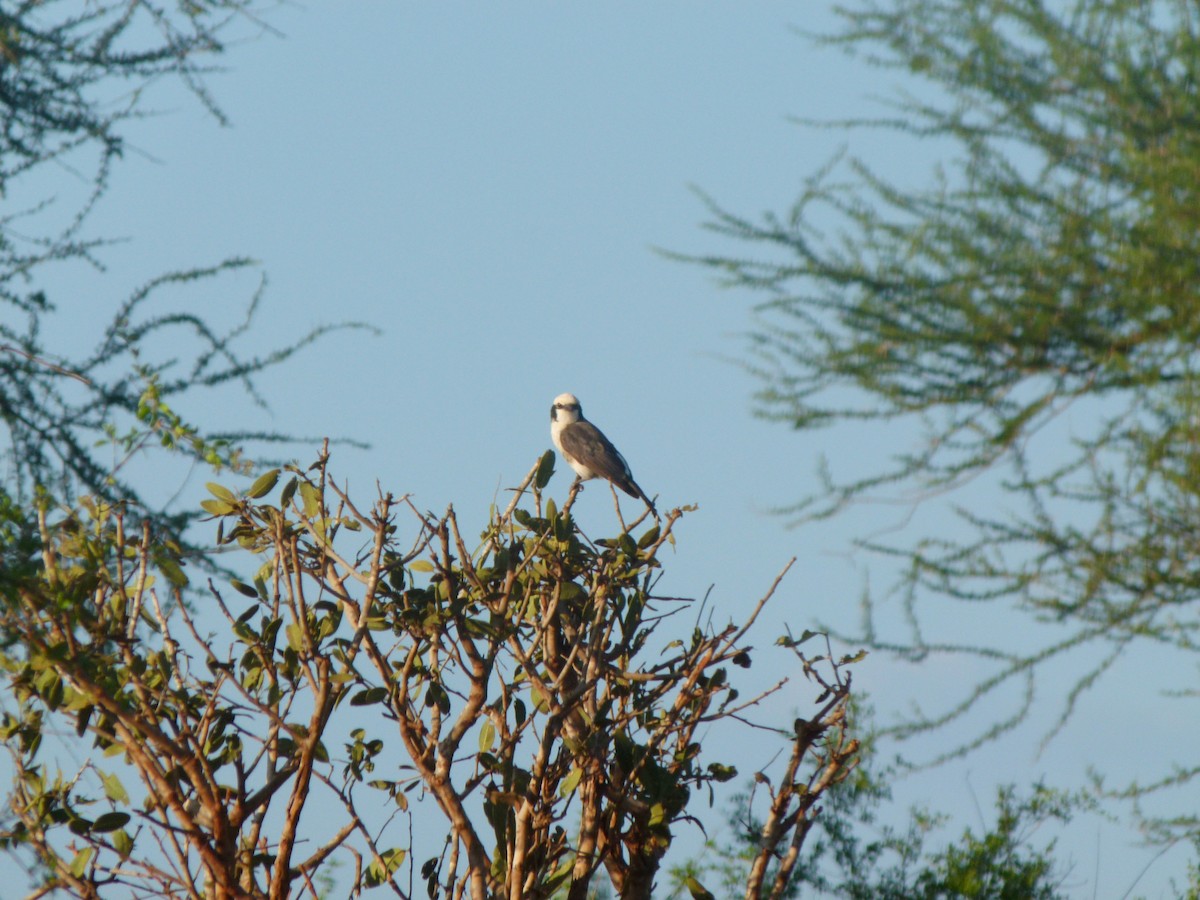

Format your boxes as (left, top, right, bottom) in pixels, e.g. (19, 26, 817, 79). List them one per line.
(559, 581, 586, 602)
(280, 476, 298, 508)
(69, 847, 94, 878)
(425, 683, 450, 715)
(74, 704, 92, 737)
(535, 449, 556, 489)
(298, 481, 321, 518)
(365, 847, 407, 887)
(99, 771, 128, 803)
(409, 559, 435, 573)
(157, 556, 188, 587)
(286, 623, 304, 652)
(112, 828, 133, 859)
(200, 499, 235, 517)
(92, 811, 131, 833)
(229, 579, 259, 599)
(479, 719, 496, 753)
(707, 762, 738, 783)
(685, 875, 716, 900)
(350, 687, 389, 706)
(247, 468, 280, 499)
(637, 525, 660, 549)
(206, 481, 236, 502)
(559, 765, 583, 798)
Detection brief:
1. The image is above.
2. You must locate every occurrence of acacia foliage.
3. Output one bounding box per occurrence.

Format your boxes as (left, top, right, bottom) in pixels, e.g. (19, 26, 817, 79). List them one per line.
(0, 451, 862, 899)
(1, 0, 368, 550)
(0, 0, 263, 190)
(690, 0, 1200, 835)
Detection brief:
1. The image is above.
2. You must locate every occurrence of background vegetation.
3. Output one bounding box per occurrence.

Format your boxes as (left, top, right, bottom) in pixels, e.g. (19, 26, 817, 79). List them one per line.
(4, 0, 1198, 896)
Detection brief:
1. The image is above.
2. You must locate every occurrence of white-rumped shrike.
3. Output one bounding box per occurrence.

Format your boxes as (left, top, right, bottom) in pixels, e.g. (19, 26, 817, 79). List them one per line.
(550, 392, 656, 514)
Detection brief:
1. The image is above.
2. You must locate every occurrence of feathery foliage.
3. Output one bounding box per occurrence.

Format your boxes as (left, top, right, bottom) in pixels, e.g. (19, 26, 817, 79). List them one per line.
(688, 0, 1200, 842)
(0, 0, 370, 554)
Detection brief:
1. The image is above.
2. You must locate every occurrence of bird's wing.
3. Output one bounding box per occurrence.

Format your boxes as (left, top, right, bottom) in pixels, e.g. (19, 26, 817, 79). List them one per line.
(561, 421, 657, 513)
(559, 421, 632, 483)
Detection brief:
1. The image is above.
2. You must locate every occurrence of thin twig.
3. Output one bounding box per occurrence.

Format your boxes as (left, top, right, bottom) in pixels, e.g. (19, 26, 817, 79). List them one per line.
(0, 343, 92, 384)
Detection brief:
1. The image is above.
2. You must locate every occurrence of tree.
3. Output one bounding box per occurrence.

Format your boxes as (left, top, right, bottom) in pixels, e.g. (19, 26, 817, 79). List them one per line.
(0, 450, 863, 898)
(670, 717, 1082, 900)
(688, 0, 1200, 846)
(0, 4, 869, 898)
(0, 5, 865, 897)
(1, 0, 366, 552)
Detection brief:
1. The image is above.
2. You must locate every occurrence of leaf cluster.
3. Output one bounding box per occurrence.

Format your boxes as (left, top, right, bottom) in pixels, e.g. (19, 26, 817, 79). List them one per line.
(0, 452, 865, 899)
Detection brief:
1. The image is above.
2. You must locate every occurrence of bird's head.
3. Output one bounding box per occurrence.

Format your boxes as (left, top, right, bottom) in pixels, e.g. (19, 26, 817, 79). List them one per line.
(551, 392, 582, 425)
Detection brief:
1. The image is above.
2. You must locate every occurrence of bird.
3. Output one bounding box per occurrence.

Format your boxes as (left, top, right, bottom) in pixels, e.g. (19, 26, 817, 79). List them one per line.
(550, 392, 656, 515)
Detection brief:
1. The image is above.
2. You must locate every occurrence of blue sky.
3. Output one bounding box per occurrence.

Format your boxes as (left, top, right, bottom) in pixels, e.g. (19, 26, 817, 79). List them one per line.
(29, 3, 1198, 896)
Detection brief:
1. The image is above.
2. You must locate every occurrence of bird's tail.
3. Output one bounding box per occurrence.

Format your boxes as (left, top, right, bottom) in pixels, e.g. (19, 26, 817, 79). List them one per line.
(620, 478, 657, 516)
